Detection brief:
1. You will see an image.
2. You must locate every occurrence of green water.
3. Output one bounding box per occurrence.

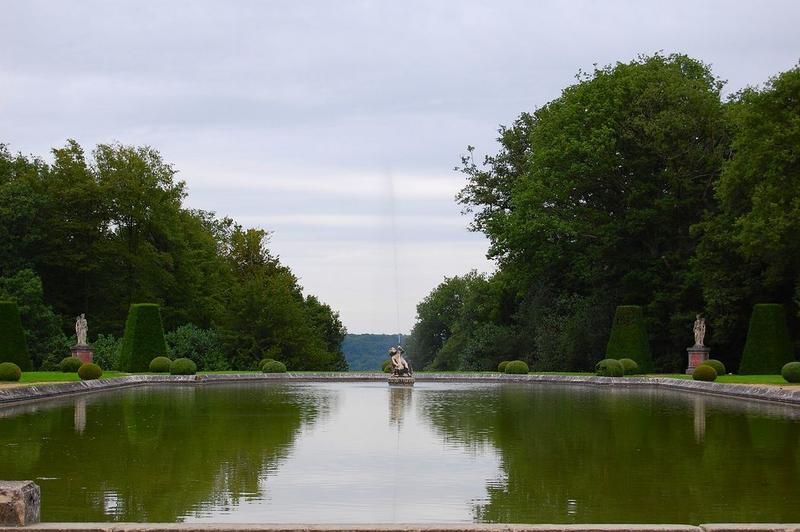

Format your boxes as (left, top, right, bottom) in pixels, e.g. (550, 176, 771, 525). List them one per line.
(1, 382, 798, 523)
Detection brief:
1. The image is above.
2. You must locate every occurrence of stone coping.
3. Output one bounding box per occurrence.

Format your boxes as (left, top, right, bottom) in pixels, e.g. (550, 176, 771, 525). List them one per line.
(1, 373, 799, 407)
(1, 523, 799, 532)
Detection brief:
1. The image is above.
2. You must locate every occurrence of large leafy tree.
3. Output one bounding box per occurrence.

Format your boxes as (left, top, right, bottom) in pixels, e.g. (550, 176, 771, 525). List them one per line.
(0, 140, 345, 370)
(695, 65, 800, 365)
(454, 54, 728, 370)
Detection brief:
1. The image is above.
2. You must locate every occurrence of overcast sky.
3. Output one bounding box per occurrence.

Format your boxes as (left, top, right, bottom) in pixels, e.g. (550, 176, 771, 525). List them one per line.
(1, 1, 798, 333)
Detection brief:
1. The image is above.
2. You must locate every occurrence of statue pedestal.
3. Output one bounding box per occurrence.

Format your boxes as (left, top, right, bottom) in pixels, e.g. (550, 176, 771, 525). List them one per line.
(686, 346, 710, 374)
(70, 345, 94, 365)
(388, 376, 415, 386)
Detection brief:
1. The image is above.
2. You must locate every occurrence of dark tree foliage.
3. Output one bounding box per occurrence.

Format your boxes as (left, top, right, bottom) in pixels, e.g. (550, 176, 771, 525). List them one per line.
(605, 306, 653, 372)
(0, 301, 31, 370)
(408, 55, 800, 373)
(0, 140, 345, 370)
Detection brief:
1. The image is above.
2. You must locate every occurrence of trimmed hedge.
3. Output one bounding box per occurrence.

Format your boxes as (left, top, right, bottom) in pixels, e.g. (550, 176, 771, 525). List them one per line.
(701, 359, 726, 376)
(0, 301, 31, 370)
(498, 361, 509, 372)
(504, 360, 529, 374)
(58, 356, 83, 372)
(149, 356, 172, 373)
(595, 358, 624, 377)
(619, 358, 639, 375)
(739, 304, 793, 375)
(262, 360, 287, 373)
(0, 362, 21, 382)
(606, 306, 653, 372)
(119, 304, 169, 372)
(169, 357, 197, 375)
(782, 362, 800, 383)
(693, 364, 717, 381)
(382, 359, 392, 373)
(78, 363, 103, 380)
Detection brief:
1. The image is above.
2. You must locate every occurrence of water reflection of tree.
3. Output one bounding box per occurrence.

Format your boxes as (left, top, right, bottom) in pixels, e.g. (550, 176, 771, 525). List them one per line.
(0, 383, 332, 522)
(420, 384, 800, 524)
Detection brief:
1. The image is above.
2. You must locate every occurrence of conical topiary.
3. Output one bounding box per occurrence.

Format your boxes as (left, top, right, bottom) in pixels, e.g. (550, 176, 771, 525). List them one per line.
(739, 304, 794, 375)
(605, 305, 653, 373)
(0, 301, 31, 371)
(119, 304, 169, 372)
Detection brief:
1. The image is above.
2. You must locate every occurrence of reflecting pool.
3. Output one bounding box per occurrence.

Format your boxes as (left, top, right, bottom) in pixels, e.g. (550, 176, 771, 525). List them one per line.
(1, 382, 799, 523)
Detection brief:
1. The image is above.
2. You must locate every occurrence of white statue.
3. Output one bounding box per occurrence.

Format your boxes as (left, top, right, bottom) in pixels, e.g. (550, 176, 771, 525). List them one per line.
(693, 314, 706, 347)
(389, 346, 412, 377)
(75, 313, 88, 346)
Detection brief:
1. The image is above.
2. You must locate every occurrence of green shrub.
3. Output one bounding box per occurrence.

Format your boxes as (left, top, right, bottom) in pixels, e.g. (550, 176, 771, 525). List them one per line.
(262, 360, 287, 373)
(739, 304, 793, 374)
(169, 357, 197, 375)
(701, 359, 726, 376)
(382, 359, 392, 373)
(498, 361, 510, 372)
(0, 301, 31, 370)
(258, 358, 276, 371)
(504, 360, 529, 374)
(0, 362, 21, 382)
(605, 306, 653, 372)
(149, 356, 172, 373)
(78, 363, 103, 380)
(92, 334, 121, 371)
(58, 356, 83, 372)
(595, 358, 624, 377)
(781, 362, 800, 383)
(165, 324, 228, 371)
(619, 358, 639, 375)
(118, 304, 169, 372)
(692, 364, 717, 381)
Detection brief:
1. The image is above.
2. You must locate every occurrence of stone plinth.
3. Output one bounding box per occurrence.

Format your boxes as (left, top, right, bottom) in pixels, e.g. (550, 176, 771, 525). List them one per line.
(70, 345, 93, 365)
(0, 481, 40, 526)
(388, 376, 415, 386)
(686, 346, 711, 374)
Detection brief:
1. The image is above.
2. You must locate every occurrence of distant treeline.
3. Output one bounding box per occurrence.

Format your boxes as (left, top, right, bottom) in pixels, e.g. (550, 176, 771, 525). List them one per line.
(405, 53, 800, 374)
(0, 141, 347, 371)
(342, 333, 404, 370)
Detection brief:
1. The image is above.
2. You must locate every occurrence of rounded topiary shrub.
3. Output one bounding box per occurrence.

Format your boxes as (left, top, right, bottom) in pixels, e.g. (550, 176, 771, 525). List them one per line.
(78, 363, 103, 381)
(739, 304, 793, 375)
(262, 360, 287, 373)
(58, 356, 83, 372)
(382, 359, 392, 373)
(504, 360, 529, 374)
(781, 362, 800, 384)
(605, 305, 653, 373)
(595, 358, 624, 377)
(258, 358, 278, 371)
(169, 357, 197, 375)
(0, 301, 31, 371)
(0, 362, 21, 382)
(498, 361, 510, 372)
(619, 358, 639, 375)
(702, 359, 726, 377)
(118, 303, 169, 373)
(692, 364, 717, 382)
(149, 356, 172, 373)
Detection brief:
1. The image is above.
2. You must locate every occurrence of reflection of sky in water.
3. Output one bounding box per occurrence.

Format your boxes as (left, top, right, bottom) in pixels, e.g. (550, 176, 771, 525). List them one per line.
(187, 383, 501, 523)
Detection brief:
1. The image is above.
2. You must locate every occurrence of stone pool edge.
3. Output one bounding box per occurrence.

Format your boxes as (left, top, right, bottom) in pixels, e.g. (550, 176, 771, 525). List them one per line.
(1, 522, 800, 532)
(1, 373, 799, 407)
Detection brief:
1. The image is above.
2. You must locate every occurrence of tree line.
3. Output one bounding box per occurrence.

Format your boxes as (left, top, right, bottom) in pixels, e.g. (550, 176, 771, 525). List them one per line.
(0, 140, 347, 371)
(406, 53, 800, 373)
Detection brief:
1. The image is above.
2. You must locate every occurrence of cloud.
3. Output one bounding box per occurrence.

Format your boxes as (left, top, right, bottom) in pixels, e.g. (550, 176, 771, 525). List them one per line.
(2, 0, 799, 332)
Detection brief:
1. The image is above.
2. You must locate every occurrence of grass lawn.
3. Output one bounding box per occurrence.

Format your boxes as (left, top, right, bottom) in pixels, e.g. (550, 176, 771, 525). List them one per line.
(19, 371, 129, 384)
(654, 373, 798, 385)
